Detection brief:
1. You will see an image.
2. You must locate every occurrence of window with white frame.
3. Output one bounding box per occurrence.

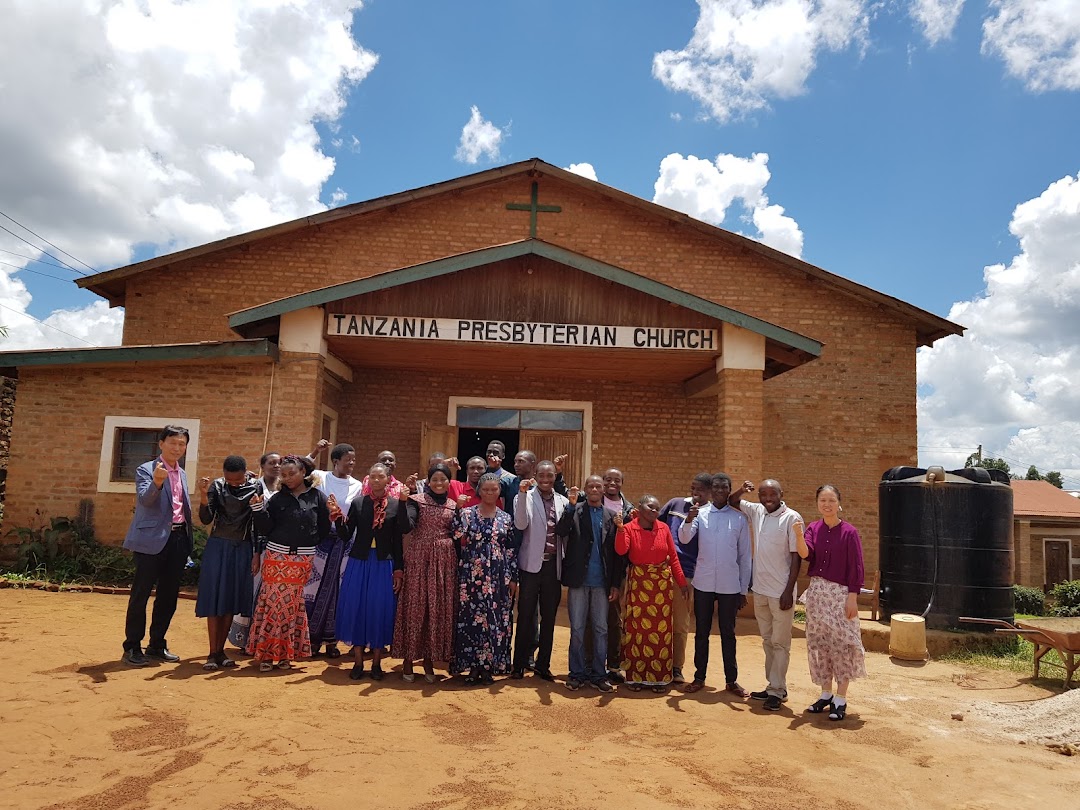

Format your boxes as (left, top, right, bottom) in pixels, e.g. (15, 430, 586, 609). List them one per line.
(97, 416, 201, 494)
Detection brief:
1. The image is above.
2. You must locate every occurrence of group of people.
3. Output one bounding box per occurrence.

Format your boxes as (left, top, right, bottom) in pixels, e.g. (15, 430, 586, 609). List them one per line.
(120, 426, 868, 720)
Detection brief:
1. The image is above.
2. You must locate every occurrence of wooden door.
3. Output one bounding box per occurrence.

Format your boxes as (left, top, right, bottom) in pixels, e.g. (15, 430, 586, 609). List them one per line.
(1045, 541, 1071, 587)
(520, 430, 584, 488)
(420, 423, 458, 475)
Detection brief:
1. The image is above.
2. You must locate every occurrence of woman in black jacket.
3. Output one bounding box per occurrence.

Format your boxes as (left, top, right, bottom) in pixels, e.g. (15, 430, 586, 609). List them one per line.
(333, 463, 410, 681)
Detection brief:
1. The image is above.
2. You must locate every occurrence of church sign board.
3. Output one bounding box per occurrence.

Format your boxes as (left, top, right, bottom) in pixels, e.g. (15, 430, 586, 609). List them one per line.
(328, 314, 718, 351)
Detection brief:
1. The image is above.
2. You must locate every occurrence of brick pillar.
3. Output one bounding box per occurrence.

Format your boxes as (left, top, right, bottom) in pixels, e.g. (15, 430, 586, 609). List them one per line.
(265, 351, 324, 455)
(715, 323, 765, 483)
(716, 367, 763, 484)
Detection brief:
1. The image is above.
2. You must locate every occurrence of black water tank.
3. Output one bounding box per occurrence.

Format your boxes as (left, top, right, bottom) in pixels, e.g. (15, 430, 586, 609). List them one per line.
(879, 467, 1013, 630)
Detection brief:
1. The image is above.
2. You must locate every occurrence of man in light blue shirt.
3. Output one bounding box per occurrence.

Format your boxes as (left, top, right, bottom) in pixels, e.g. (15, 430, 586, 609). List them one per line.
(678, 472, 752, 695)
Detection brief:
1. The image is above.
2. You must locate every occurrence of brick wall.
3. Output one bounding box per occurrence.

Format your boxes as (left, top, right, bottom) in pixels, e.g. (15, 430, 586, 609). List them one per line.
(4, 360, 275, 544)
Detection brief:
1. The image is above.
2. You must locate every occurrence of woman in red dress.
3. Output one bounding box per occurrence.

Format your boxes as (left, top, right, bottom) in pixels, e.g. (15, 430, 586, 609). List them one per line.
(615, 495, 689, 693)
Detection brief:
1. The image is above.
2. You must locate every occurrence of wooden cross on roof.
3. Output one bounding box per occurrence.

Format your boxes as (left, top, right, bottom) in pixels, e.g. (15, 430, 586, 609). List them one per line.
(506, 181, 561, 238)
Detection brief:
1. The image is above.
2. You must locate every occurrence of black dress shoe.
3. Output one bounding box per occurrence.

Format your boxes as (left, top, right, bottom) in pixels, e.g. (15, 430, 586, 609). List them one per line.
(145, 646, 180, 663)
(536, 668, 556, 682)
(122, 649, 150, 667)
(370, 665, 384, 681)
(510, 668, 525, 680)
(349, 664, 366, 681)
(606, 670, 625, 684)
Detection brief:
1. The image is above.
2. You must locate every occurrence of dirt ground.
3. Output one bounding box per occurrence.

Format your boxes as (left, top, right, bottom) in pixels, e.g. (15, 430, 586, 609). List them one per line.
(1, 589, 1076, 810)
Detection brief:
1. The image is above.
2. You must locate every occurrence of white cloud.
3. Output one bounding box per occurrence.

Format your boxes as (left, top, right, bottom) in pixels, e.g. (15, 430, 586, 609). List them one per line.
(329, 188, 349, 206)
(652, 0, 870, 122)
(0, 0, 377, 350)
(917, 172, 1080, 485)
(652, 152, 804, 257)
(564, 163, 598, 181)
(455, 106, 505, 164)
(982, 0, 1080, 91)
(911, 0, 966, 45)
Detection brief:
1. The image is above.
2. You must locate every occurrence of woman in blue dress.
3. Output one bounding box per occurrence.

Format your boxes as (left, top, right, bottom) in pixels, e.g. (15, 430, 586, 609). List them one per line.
(451, 473, 518, 684)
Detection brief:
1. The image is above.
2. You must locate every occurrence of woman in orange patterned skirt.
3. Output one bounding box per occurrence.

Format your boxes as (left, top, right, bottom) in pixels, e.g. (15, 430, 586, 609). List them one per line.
(247, 456, 331, 673)
(615, 495, 689, 693)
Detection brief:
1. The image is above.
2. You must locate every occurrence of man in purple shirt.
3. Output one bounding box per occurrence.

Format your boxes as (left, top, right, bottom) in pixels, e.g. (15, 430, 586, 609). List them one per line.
(121, 425, 193, 667)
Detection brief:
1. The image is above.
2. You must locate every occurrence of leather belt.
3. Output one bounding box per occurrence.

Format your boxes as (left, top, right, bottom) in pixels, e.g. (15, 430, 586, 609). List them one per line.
(171, 522, 187, 530)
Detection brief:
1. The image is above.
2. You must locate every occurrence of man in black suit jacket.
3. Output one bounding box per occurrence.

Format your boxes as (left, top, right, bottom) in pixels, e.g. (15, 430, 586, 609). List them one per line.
(557, 474, 626, 692)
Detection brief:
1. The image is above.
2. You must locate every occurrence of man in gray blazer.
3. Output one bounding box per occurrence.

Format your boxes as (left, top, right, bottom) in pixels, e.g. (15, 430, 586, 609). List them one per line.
(121, 425, 194, 667)
(511, 460, 571, 681)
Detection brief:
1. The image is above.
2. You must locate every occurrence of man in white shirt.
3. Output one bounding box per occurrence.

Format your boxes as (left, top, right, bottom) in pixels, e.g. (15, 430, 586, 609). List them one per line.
(678, 472, 752, 696)
(731, 479, 805, 711)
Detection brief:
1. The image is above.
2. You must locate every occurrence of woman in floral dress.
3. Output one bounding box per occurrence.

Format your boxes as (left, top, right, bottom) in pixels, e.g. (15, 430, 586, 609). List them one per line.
(451, 473, 517, 684)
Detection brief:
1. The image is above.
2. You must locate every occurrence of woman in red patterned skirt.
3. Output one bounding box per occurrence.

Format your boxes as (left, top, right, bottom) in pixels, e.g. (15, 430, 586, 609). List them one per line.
(615, 495, 689, 693)
(247, 456, 331, 673)
(392, 463, 458, 683)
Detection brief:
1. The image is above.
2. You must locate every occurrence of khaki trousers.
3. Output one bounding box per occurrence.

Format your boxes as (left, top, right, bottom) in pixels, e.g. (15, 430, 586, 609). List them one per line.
(753, 593, 794, 698)
(672, 577, 693, 672)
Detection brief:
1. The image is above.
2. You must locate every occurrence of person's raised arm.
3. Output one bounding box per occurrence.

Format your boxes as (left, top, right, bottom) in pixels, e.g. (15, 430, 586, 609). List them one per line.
(677, 503, 701, 545)
(513, 479, 533, 531)
(137, 462, 166, 508)
(306, 438, 331, 463)
(197, 477, 215, 525)
(555, 487, 578, 537)
(613, 509, 630, 555)
(729, 479, 754, 508)
(796, 520, 811, 560)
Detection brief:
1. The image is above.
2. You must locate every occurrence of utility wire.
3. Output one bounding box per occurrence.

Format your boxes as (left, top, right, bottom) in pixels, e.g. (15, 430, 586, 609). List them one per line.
(0, 222, 87, 277)
(0, 209, 94, 274)
(0, 301, 98, 347)
(0, 248, 75, 272)
(0, 260, 77, 283)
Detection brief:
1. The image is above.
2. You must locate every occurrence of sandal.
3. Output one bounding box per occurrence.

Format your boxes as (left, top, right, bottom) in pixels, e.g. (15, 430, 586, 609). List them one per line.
(259, 662, 274, 673)
(829, 702, 847, 721)
(480, 673, 495, 685)
(651, 684, 668, 694)
(203, 657, 220, 671)
(684, 680, 705, 693)
(807, 698, 833, 714)
(276, 660, 293, 670)
(401, 672, 416, 683)
(215, 653, 237, 669)
(325, 645, 342, 659)
(627, 684, 643, 692)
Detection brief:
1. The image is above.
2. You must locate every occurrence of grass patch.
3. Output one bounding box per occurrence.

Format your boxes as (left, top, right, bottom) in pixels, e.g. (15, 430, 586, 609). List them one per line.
(941, 637, 1065, 675)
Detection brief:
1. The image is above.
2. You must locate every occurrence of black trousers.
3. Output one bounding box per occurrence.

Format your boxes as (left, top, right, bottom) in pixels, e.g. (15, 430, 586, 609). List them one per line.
(514, 558, 561, 671)
(694, 589, 741, 684)
(124, 528, 188, 652)
(584, 598, 622, 671)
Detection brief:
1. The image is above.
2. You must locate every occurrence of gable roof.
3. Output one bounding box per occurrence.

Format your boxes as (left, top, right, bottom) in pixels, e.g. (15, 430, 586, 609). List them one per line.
(1011, 479, 1080, 518)
(77, 158, 963, 346)
(228, 239, 821, 378)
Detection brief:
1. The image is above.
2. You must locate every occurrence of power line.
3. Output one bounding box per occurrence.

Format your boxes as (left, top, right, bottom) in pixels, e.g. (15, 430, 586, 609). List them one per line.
(0, 260, 78, 283)
(0, 301, 98, 347)
(0, 222, 87, 277)
(0, 209, 94, 274)
(0, 248, 74, 272)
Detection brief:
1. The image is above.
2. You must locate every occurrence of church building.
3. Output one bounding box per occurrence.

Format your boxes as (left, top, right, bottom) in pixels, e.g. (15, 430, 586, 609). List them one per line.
(0, 159, 963, 573)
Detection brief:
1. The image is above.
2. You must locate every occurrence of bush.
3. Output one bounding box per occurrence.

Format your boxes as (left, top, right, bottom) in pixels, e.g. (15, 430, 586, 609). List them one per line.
(1013, 585, 1045, 616)
(1048, 580, 1080, 617)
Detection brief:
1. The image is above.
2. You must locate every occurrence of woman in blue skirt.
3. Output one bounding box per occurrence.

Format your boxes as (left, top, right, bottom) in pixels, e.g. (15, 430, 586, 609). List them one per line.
(196, 455, 264, 671)
(334, 463, 411, 681)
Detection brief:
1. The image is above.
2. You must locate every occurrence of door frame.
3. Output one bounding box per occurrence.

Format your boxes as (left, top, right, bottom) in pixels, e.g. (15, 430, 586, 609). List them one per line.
(447, 396, 592, 478)
(1043, 538, 1073, 586)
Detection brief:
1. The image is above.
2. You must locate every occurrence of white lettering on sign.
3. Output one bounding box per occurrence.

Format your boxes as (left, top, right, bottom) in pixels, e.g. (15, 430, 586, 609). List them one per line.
(327, 314, 717, 351)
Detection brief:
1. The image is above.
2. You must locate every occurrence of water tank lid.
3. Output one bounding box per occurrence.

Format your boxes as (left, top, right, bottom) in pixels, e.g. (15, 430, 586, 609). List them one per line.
(881, 466, 925, 481)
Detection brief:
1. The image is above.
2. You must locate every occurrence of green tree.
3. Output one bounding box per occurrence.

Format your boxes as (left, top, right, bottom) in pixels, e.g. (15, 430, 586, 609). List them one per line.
(1026, 465, 1043, 481)
(964, 453, 1011, 475)
(1045, 471, 1064, 489)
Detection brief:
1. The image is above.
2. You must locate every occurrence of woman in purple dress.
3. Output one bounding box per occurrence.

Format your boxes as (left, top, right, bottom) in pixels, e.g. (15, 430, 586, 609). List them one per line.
(797, 484, 867, 721)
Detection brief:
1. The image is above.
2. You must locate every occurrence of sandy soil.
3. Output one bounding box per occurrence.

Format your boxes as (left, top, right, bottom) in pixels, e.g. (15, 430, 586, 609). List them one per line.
(1, 588, 1076, 810)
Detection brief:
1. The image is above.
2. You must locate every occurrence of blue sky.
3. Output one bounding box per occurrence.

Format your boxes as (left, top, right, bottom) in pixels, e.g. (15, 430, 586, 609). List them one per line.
(2, 0, 1080, 482)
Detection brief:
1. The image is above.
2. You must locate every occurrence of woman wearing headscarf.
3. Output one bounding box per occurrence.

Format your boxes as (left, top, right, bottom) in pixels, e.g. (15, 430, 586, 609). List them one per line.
(334, 463, 411, 681)
(392, 463, 458, 683)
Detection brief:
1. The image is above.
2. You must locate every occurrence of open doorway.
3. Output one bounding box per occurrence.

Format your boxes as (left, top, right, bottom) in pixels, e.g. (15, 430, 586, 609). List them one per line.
(456, 428, 519, 481)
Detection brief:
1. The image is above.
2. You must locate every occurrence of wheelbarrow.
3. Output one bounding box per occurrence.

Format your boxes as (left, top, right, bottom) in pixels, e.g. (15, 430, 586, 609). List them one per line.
(960, 616, 1080, 688)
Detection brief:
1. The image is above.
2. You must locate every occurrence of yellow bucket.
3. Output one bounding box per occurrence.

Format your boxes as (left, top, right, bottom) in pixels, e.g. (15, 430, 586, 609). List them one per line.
(889, 613, 929, 661)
